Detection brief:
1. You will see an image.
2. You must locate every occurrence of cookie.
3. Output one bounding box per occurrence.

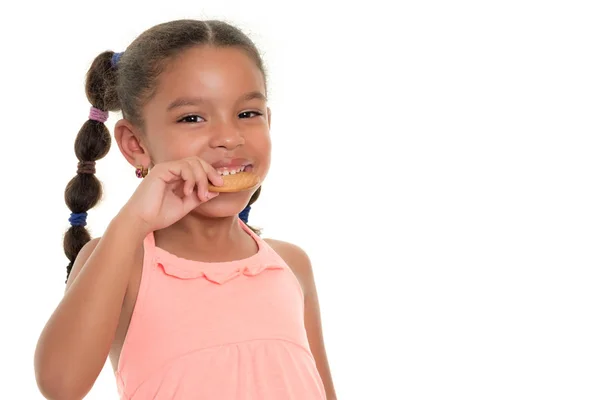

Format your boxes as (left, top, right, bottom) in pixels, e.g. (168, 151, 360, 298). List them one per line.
(208, 171, 261, 193)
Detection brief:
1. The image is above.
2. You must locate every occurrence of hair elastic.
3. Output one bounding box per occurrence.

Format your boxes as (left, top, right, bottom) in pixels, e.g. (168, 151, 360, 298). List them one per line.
(77, 161, 96, 174)
(89, 106, 109, 123)
(111, 52, 123, 67)
(69, 212, 88, 227)
(239, 205, 251, 224)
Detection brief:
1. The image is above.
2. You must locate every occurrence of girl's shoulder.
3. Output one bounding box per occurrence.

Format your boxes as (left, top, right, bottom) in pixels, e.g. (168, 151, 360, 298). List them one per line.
(64, 235, 145, 291)
(65, 237, 103, 291)
(263, 238, 313, 296)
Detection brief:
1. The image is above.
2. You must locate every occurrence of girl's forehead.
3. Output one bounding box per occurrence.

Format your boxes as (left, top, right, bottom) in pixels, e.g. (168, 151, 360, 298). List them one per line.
(155, 46, 265, 99)
(141, 46, 266, 119)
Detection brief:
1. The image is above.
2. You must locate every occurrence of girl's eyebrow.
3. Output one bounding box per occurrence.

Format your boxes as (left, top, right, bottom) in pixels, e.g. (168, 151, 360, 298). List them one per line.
(240, 91, 267, 103)
(167, 97, 205, 111)
(167, 91, 267, 111)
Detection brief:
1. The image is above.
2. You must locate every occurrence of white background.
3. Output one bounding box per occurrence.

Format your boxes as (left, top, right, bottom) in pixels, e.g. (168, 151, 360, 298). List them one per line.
(0, 0, 599, 398)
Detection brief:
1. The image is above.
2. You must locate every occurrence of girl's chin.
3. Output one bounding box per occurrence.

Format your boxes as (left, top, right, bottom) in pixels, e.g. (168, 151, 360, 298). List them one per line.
(193, 195, 249, 217)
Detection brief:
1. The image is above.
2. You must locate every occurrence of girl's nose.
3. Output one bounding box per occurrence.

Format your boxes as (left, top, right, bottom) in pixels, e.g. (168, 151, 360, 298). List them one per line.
(209, 124, 245, 150)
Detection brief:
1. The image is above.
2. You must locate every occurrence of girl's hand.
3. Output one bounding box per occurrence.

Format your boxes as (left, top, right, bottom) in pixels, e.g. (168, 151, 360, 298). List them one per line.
(120, 156, 224, 234)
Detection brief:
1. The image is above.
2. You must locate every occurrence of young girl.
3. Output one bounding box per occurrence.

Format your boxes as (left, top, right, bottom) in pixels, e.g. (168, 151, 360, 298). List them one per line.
(34, 19, 337, 400)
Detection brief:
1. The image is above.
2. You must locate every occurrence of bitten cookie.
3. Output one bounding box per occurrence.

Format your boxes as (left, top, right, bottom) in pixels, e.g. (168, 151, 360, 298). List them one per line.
(208, 171, 261, 193)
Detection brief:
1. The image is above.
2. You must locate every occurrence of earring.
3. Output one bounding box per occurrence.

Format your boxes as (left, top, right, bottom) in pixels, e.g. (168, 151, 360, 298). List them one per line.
(135, 165, 148, 178)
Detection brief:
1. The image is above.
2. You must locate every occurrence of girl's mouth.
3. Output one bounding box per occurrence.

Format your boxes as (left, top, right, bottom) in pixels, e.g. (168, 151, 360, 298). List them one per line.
(215, 164, 253, 176)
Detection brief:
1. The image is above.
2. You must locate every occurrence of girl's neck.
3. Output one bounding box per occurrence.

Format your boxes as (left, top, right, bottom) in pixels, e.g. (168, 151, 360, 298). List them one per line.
(153, 214, 256, 263)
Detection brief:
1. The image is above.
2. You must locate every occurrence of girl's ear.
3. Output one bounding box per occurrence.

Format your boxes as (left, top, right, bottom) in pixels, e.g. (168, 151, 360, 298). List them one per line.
(114, 119, 151, 168)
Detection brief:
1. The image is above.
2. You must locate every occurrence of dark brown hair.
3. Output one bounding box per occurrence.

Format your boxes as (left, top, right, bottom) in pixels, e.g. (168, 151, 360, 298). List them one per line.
(63, 19, 267, 282)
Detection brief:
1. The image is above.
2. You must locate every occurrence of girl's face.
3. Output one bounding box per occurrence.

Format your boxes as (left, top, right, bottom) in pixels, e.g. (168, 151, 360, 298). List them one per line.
(139, 46, 271, 217)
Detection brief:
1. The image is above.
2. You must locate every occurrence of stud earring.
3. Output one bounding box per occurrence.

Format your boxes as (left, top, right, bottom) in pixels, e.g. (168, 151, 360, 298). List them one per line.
(135, 165, 148, 178)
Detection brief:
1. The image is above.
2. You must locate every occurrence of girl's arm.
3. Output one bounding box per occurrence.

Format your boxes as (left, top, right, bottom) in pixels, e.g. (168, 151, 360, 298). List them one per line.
(265, 239, 338, 400)
(34, 210, 146, 400)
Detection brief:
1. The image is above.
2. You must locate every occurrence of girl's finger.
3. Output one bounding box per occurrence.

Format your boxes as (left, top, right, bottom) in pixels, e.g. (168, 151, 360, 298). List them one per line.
(181, 187, 205, 212)
(166, 162, 196, 196)
(186, 158, 210, 202)
(200, 159, 224, 188)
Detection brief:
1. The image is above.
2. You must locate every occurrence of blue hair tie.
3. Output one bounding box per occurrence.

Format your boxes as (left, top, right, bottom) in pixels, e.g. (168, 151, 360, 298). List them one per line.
(69, 212, 88, 227)
(111, 52, 123, 67)
(238, 205, 251, 224)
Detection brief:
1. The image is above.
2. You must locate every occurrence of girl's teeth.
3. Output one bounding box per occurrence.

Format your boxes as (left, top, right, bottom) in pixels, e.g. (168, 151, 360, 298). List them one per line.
(218, 166, 246, 176)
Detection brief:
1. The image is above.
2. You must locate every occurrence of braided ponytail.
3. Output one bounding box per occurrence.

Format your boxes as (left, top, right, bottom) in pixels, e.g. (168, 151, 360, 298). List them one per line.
(63, 51, 121, 282)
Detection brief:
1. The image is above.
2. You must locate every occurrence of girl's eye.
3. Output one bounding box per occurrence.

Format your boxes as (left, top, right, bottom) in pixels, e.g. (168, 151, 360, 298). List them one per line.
(239, 111, 263, 119)
(178, 115, 205, 123)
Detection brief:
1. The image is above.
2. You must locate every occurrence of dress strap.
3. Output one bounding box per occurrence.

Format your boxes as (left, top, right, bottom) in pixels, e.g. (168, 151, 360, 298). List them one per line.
(142, 231, 156, 259)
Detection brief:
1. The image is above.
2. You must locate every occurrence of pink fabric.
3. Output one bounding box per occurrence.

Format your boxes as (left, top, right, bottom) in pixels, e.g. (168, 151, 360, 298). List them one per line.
(115, 219, 326, 399)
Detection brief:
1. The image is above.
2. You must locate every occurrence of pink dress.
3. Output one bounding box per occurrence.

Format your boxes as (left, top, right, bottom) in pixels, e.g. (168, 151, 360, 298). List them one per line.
(115, 219, 327, 399)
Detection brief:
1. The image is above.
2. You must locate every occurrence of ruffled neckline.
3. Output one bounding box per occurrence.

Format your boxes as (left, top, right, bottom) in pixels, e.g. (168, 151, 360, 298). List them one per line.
(149, 218, 284, 285)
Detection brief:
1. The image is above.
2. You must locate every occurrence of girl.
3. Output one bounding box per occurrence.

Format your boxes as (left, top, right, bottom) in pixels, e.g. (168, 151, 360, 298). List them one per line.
(34, 19, 337, 400)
